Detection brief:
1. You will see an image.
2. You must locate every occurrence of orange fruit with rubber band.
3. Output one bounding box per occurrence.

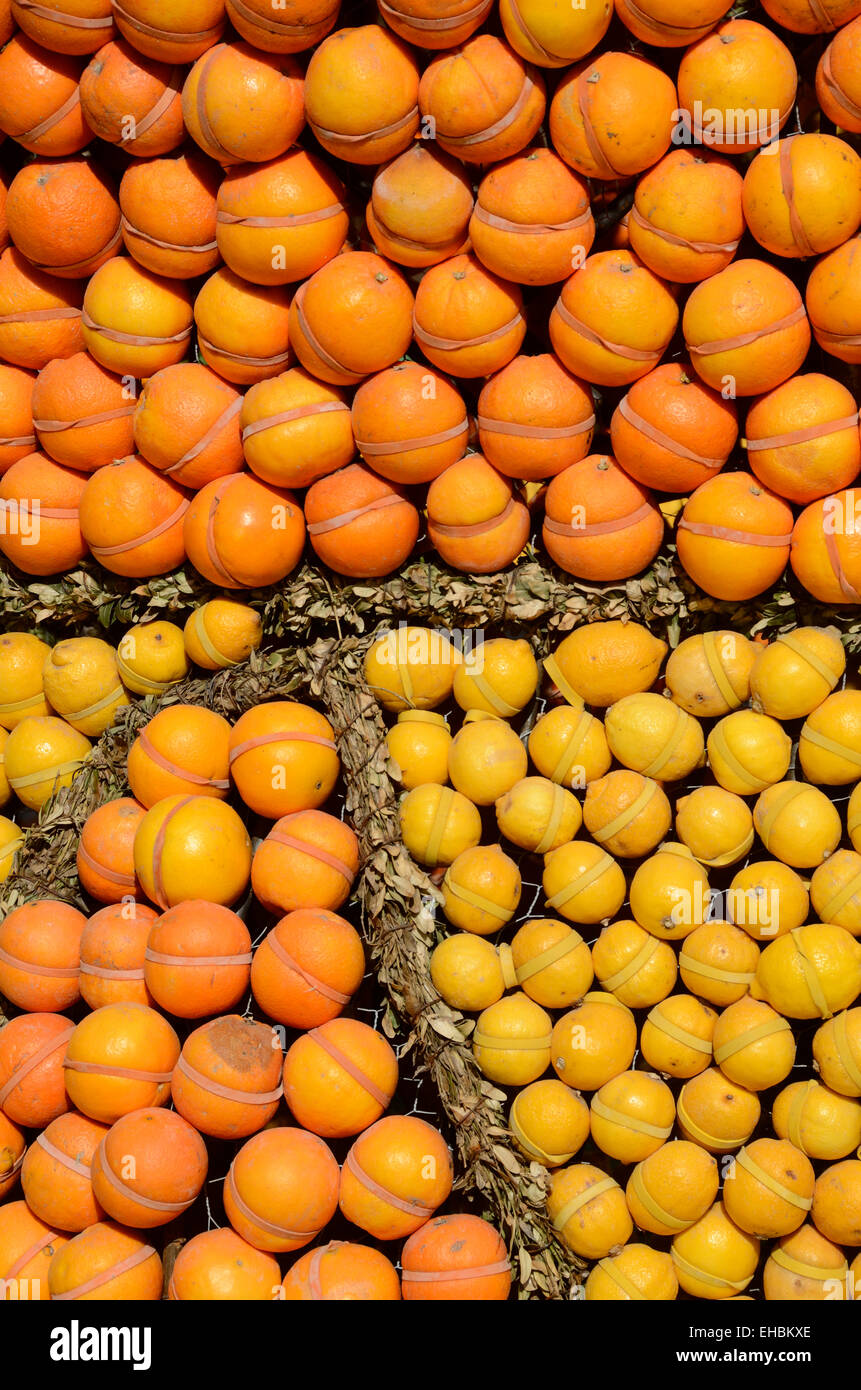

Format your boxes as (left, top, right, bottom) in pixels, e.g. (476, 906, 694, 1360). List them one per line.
(0, 364, 37, 477)
(143, 900, 253, 1020)
(3, 714, 91, 810)
(610, 361, 737, 494)
(216, 150, 347, 288)
(339, 1115, 453, 1240)
(283, 1017, 398, 1139)
(111, 0, 226, 64)
(133, 363, 242, 489)
(550, 250, 678, 389)
(184, 471, 306, 588)
(48, 1220, 163, 1301)
(224, 1127, 339, 1254)
(0, 1201, 67, 1299)
(183, 40, 304, 166)
(250, 908, 364, 1029)
(816, 16, 861, 133)
(615, 0, 730, 46)
(684, 258, 810, 397)
(224, 0, 337, 51)
(0, 900, 86, 1014)
(304, 23, 419, 166)
(549, 51, 677, 180)
(134, 794, 252, 910)
(427, 454, 530, 574)
(352, 362, 467, 487)
(420, 33, 545, 166)
(542, 453, 664, 582)
(80, 39, 185, 157)
(366, 144, 473, 271)
(743, 373, 860, 506)
(304, 462, 419, 579)
(806, 236, 861, 365)
(20, 1111, 107, 1233)
(478, 353, 595, 482)
(401, 1213, 511, 1301)
(0, 452, 87, 575)
(118, 150, 220, 280)
(379, 0, 493, 49)
(281, 1242, 401, 1301)
(627, 149, 744, 285)
(744, 134, 861, 261)
(11, 0, 114, 56)
(127, 704, 230, 807)
(171, 1014, 283, 1140)
(79, 903, 158, 1011)
(242, 367, 352, 491)
(500, 0, 612, 65)
(414, 253, 526, 380)
(791, 491, 861, 605)
(252, 811, 359, 916)
(32, 352, 135, 474)
(194, 266, 292, 385)
(470, 147, 594, 287)
(0, 36, 91, 157)
(0, 1111, 25, 1201)
(90, 1107, 208, 1229)
(229, 700, 339, 819)
(0, 1012, 75, 1129)
(168, 1227, 278, 1301)
(677, 18, 797, 154)
(63, 1002, 180, 1124)
(289, 251, 413, 387)
(0, 247, 84, 371)
(6, 157, 121, 280)
(82, 256, 193, 379)
(676, 472, 794, 602)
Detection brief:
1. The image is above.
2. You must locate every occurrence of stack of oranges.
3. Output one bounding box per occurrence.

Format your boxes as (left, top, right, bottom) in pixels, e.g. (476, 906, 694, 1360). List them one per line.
(373, 619, 861, 1301)
(0, 4, 860, 600)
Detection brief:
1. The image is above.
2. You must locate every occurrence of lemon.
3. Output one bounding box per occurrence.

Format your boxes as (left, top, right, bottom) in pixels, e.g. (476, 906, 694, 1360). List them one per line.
(713, 997, 796, 1090)
(763, 1226, 849, 1302)
(773, 1078, 861, 1161)
(442, 844, 521, 935)
(448, 716, 527, 805)
(542, 840, 626, 925)
(589, 1069, 676, 1163)
(585, 1244, 678, 1301)
(591, 919, 677, 1008)
(629, 844, 710, 940)
(677, 1067, 761, 1152)
(495, 775, 581, 854)
(430, 933, 504, 1011)
(728, 860, 809, 941)
(472, 992, 552, 1085)
(750, 627, 845, 720)
(675, 786, 753, 867)
(0, 813, 23, 883)
(398, 783, 481, 867)
(678, 920, 760, 1007)
(0, 632, 52, 729)
(626, 1141, 719, 1237)
(453, 636, 538, 716)
(723, 1137, 814, 1240)
(510, 1080, 590, 1168)
(548, 1163, 633, 1260)
(753, 780, 841, 870)
(543, 621, 667, 709)
(183, 600, 262, 671)
(550, 991, 637, 1091)
(810, 849, 861, 935)
(708, 709, 792, 795)
(41, 637, 129, 737)
(582, 769, 671, 858)
(799, 690, 861, 786)
(605, 693, 704, 782)
(671, 1203, 760, 1300)
(118, 620, 189, 693)
(387, 711, 451, 789)
(640, 993, 717, 1078)
(508, 918, 593, 1009)
(527, 705, 610, 787)
(812, 1008, 861, 1098)
(4, 715, 91, 810)
(750, 923, 861, 1019)
(365, 626, 460, 712)
(665, 630, 757, 717)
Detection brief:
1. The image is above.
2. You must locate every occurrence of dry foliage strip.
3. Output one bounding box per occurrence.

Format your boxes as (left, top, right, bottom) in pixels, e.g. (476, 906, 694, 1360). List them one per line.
(0, 638, 584, 1300)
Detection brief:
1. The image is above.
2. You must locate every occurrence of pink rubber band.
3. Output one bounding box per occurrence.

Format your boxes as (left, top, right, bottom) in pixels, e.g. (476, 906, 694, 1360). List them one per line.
(6, 1231, 62, 1281)
(89, 498, 189, 557)
(292, 283, 354, 379)
(3, 504, 79, 520)
(174, 1053, 283, 1105)
(824, 524, 861, 601)
(505, 0, 567, 62)
(229, 731, 337, 763)
(217, 204, 345, 230)
(125, 67, 183, 142)
(114, 0, 223, 41)
(402, 1258, 511, 1283)
(145, 947, 252, 967)
(3, 1148, 25, 1180)
(82, 309, 192, 348)
(808, 0, 836, 26)
(685, 101, 792, 145)
(228, 0, 322, 35)
(14, 1, 113, 27)
(306, 493, 405, 536)
(544, 501, 656, 537)
(77, 842, 136, 886)
(687, 304, 807, 356)
(620, 0, 710, 33)
(577, 69, 619, 179)
(265, 828, 354, 883)
(200, 474, 242, 588)
(820, 48, 861, 123)
(198, 334, 291, 368)
(780, 137, 815, 258)
(137, 729, 229, 789)
(0, 1023, 74, 1108)
(150, 793, 195, 909)
(34, 403, 135, 433)
(746, 413, 859, 450)
(0, 435, 36, 447)
(27, 224, 122, 277)
(265, 932, 351, 1005)
(80, 961, 146, 980)
(309, 105, 418, 147)
(52, 1244, 158, 1300)
(478, 412, 595, 440)
(16, 87, 81, 143)
(0, 306, 81, 325)
(678, 519, 792, 546)
(193, 44, 235, 163)
(413, 309, 524, 354)
(226, 1164, 315, 1240)
(379, 0, 492, 28)
(629, 204, 741, 255)
(440, 71, 537, 148)
(242, 400, 349, 443)
(36, 1131, 91, 1179)
(162, 396, 242, 475)
(431, 497, 517, 538)
(95, 1138, 194, 1211)
(617, 395, 726, 466)
(553, 297, 663, 361)
(63, 1059, 174, 1082)
(355, 418, 468, 455)
(308, 1029, 393, 1108)
(345, 1147, 435, 1217)
(307, 1241, 343, 1299)
(0, 944, 78, 978)
(811, 323, 861, 347)
(472, 203, 592, 236)
(121, 217, 218, 254)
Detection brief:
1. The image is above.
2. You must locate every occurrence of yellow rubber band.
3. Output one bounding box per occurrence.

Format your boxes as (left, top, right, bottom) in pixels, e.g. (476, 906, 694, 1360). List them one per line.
(424, 787, 455, 866)
(833, 1010, 861, 1092)
(510, 1102, 572, 1167)
(498, 943, 518, 991)
(645, 1008, 713, 1054)
(552, 1175, 619, 1231)
(0, 692, 45, 714)
(591, 780, 657, 844)
(818, 866, 861, 924)
(786, 1079, 815, 1152)
(595, 1258, 645, 1300)
(769, 1247, 847, 1281)
(543, 654, 584, 712)
(713, 1016, 792, 1065)
(396, 660, 415, 706)
(599, 936, 659, 993)
(397, 710, 448, 728)
(757, 781, 807, 848)
(545, 851, 615, 912)
(116, 654, 173, 694)
(709, 726, 765, 792)
(628, 1163, 690, 1231)
(468, 673, 519, 718)
(515, 930, 584, 984)
(590, 1095, 674, 1139)
(676, 1094, 748, 1150)
(0, 837, 23, 862)
(8, 757, 86, 789)
(443, 874, 513, 922)
(678, 952, 756, 986)
(776, 631, 841, 690)
(671, 1247, 748, 1291)
(642, 705, 690, 780)
(549, 711, 594, 786)
(790, 927, 832, 1019)
(65, 686, 125, 722)
(702, 630, 742, 711)
(735, 1146, 812, 1210)
(801, 725, 861, 768)
(190, 608, 236, 668)
(473, 1030, 552, 1051)
(534, 785, 568, 856)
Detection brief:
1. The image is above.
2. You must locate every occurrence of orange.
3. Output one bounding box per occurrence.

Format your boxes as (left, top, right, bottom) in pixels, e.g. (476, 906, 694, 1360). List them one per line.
(352, 362, 467, 487)
(542, 453, 664, 581)
(64, 1002, 179, 1123)
(133, 794, 252, 910)
(47, 1221, 162, 1300)
(0, 899, 86, 1013)
(367, 143, 473, 270)
(377, 0, 492, 48)
(616, 0, 731, 46)
(676, 472, 794, 601)
(144, 900, 253, 1019)
(171, 1014, 283, 1140)
(0, 247, 84, 370)
(31, 352, 135, 473)
(0, 1111, 25, 1202)
(413, 253, 526, 379)
(0, 452, 87, 576)
(80, 39, 185, 157)
(90, 1107, 208, 1228)
(225, 0, 340, 53)
(470, 147, 594, 286)
(628, 149, 744, 284)
(744, 373, 861, 506)
(194, 266, 292, 385)
(242, 368, 353, 491)
(118, 150, 220, 280)
(743, 134, 861, 260)
(676, 19, 797, 154)
(79, 903, 158, 1011)
(127, 704, 230, 808)
(0, 364, 36, 477)
(133, 362, 242, 489)
(420, 33, 546, 165)
(402, 1214, 511, 1301)
(283, 1017, 398, 1138)
(817, 16, 861, 134)
(500, 0, 612, 66)
(304, 462, 419, 579)
(0, 36, 91, 156)
(289, 251, 414, 386)
(684, 258, 811, 397)
(338, 1115, 453, 1240)
(0, 1201, 67, 1300)
(183, 41, 304, 165)
(280, 1241, 401, 1301)
(6, 157, 120, 280)
(82, 256, 193, 378)
(11, 0, 114, 55)
(427, 454, 530, 573)
(0, 1012, 74, 1129)
(478, 353, 595, 481)
(112, 0, 226, 63)
(20, 1111, 107, 1232)
(304, 24, 420, 166)
(806, 236, 861, 365)
(550, 52, 677, 180)
(550, 250, 678, 388)
(224, 1128, 339, 1253)
(183, 471, 305, 588)
(251, 810, 359, 915)
(229, 701, 339, 819)
(791, 492, 861, 605)
(168, 1228, 279, 1301)
(610, 361, 737, 494)
(250, 909, 364, 1029)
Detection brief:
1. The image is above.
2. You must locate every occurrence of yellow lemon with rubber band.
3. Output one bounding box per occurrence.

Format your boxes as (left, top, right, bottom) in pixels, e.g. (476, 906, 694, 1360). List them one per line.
(0, 814, 23, 884)
(387, 710, 451, 789)
(0, 727, 11, 809)
(509, 1079, 590, 1169)
(589, 1069, 676, 1164)
(448, 715, 527, 805)
(4, 715, 91, 811)
(640, 993, 717, 1079)
(799, 689, 861, 785)
(585, 1244, 678, 1302)
(472, 992, 552, 1086)
(678, 920, 760, 1007)
(547, 1162, 633, 1260)
(626, 1141, 719, 1238)
(848, 783, 861, 852)
(763, 1225, 848, 1302)
(507, 917, 593, 1009)
(723, 1137, 815, 1239)
(811, 1158, 861, 1247)
(712, 997, 796, 1090)
(183, 600, 261, 671)
(133, 793, 252, 909)
(728, 859, 809, 941)
(364, 625, 460, 713)
(542, 839, 626, 925)
(41, 637, 130, 738)
(0, 632, 51, 730)
(675, 785, 753, 868)
(550, 992, 637, 1091)
(629, 843, 710, 940)
(429, 933, 505, 1012)
(708, 709, 792, 795)
(441, 844, 521, 935)
(671, 1202, 760, 1300)
(810, 849, 861, 936)
(495, 775, 581, 854)
(750, 626, 845, 720)
(812, 1007, 861, 1098)
(453, 636, 538, 717)
(750, 922, 861, 1020)
(582, 769, 671, 858)
(773, 1078, 861, 1161)
(753, 780, 841, 870)
(116, 620, 189, 695)
(605, 693, 705, 783)
(677, 1067, 761, 1153)
(591, 919, 677, 1008)
(527, 704, 610, 787)
(665, 629, 757, 718)
(398, 783, 481, 867)
(543, 620, 666, 710)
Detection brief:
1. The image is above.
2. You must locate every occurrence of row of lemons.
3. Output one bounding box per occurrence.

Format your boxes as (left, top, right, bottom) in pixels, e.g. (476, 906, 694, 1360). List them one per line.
(364, 620, 861, 1299)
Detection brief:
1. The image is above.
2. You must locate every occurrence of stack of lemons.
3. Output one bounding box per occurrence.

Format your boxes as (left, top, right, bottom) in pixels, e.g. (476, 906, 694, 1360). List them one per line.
(369, 619, 861, 1303)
